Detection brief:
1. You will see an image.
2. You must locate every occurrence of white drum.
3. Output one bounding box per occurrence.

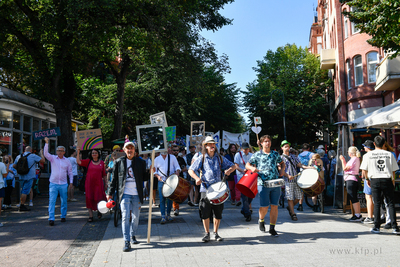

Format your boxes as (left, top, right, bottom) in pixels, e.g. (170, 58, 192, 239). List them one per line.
(264, 178, 285, 188)
(206, 182, 229, 205)
(297, 168, 325, 197)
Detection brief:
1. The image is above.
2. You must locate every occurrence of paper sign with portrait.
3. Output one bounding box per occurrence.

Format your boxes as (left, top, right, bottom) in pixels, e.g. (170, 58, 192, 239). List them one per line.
(136, 124, 167, 154)
(150, 112, 168, 127)
(191, 121, 205, 137)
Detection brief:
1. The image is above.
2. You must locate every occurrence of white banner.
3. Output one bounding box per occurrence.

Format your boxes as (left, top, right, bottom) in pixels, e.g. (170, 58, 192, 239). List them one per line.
(222, 131, 250, 149)
(212, 131, 221, 150)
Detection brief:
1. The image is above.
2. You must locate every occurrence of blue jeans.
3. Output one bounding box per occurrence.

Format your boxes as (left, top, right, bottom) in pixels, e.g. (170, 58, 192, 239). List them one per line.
(120, 194, 141, 242)
(48, 183, 68, 221)
(241, 194, 253, 217)
(158, 182, 172, 217)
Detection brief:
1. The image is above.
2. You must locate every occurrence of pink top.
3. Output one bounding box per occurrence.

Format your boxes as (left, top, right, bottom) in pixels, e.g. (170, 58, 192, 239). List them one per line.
(344, 156, 360, 181)
(44, 144, 73, 185)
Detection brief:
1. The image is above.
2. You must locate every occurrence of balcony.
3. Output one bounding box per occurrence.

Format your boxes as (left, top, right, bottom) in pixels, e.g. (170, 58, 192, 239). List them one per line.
(320, 49, 336, 70)
(375, 55, 400, 91)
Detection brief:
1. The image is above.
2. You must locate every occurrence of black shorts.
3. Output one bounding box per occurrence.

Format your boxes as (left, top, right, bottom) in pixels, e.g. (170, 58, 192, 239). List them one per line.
(346, 180, 359, 204)
(199, 192, 224, 220)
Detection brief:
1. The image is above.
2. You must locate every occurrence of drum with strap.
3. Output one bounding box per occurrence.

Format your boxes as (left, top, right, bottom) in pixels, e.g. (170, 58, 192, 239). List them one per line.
(206, 181, 230, 205)
(162, 174, 191, 203)
(296, 168, 325, 197)
(236, 170, 258, 198)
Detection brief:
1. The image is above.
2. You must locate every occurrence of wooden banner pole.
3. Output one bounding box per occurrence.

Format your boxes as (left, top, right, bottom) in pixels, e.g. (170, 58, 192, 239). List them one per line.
(147, 149, 156, 243)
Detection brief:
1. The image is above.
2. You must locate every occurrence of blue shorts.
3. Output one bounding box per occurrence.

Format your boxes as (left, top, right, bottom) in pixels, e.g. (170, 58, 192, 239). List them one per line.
(67, 175, 79, 187)
(21, 179, 34, 195)
(363, 180, 371, 195)
(258, 185, 281, 207)
(0, 187, 5, 198)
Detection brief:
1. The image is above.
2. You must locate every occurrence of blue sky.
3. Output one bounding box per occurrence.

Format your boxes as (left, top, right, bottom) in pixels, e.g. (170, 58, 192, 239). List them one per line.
(201, 0, 317, 123)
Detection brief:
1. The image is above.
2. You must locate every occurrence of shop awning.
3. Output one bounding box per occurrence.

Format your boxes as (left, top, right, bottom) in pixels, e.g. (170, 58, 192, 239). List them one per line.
(348, 99, 400, 129)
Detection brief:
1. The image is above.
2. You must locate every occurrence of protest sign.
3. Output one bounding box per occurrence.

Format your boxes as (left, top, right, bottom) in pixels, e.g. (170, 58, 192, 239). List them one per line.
(33, 127, 61, 140)
(77, 129, 103, 150)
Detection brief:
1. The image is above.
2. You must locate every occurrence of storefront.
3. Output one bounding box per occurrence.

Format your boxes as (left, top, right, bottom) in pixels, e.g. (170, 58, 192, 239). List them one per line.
(0, 86, 81, 172)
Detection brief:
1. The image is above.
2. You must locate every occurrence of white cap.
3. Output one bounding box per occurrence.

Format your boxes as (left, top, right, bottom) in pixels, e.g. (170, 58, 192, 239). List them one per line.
(123, 142, 136, 149)
(203, 136, 216, 145)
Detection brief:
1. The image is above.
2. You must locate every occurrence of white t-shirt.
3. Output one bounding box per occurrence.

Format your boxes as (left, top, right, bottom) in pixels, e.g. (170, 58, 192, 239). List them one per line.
(123, 159, 138, 195)
(360, 149, 399, 179)
(0, 162, 6, 188)
(68, 157, 78, 176)
(234, 151, 253, 181)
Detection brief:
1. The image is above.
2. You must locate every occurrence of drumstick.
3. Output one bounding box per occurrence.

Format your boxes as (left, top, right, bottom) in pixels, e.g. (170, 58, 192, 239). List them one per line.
(255, 123, 259, 144)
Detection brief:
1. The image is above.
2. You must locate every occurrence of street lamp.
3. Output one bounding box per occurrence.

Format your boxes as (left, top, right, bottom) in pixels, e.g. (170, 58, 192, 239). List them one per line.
(268, 89, 287, 140)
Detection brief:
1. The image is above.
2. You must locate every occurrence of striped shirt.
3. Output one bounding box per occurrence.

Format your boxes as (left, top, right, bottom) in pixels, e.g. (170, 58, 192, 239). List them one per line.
(281, 153, 300, 183)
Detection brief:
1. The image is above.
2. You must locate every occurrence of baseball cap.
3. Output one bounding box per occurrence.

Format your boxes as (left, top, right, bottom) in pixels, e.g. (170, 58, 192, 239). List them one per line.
(112, 145, 121, 150)
(362, 140, 374, 150)
(242, 142, 250, 149)
(123, 142, 136, 149)
(280, 140, 291, 147)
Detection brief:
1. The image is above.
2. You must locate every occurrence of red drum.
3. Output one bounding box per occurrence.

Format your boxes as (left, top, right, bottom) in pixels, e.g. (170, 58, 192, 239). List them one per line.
(162, 174, 191, 203)
(297, 168, 325, 197)
(206, 182, 229, 205)
(236, 170, 258, 198)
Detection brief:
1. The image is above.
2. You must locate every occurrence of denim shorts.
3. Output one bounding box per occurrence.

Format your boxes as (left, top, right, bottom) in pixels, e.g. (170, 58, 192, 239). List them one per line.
(0, 187, 5, 198)
(363, 179, 371, 195)
(21, 179, 34, 195)
(258, 185, 281, 207)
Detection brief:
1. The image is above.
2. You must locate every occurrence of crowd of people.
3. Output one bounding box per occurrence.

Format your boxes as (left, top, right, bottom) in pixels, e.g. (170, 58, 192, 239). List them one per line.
(0, 133, 400, 251)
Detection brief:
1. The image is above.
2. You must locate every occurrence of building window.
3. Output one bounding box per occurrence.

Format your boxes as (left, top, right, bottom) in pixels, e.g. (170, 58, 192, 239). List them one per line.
(367, 52, 379, 83)
(317, 44, 322, 54)
(13, 114, 21, 130)
(350, 7, 360, 34)
(346, 60, 351, 89)
(23, 116, 32, 132)
(0, 110, 12, 128)
(354, 55, 363, 86)
(344, 16, 349, 38)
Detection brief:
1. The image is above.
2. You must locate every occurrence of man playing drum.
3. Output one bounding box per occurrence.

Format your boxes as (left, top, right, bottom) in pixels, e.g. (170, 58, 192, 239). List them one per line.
(280, 140, 308, 221)
(188, 136, 236, 242)
(246, 135, 285, 237)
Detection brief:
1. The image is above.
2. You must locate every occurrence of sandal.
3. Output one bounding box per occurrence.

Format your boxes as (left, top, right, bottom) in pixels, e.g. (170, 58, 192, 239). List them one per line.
(97, 211, 102, 219)
(291, 213, 298, 221)
(88, 217, 93, 222)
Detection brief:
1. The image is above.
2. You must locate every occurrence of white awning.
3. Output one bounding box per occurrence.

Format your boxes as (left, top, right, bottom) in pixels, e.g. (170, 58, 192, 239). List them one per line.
(348, 99, 400, 129)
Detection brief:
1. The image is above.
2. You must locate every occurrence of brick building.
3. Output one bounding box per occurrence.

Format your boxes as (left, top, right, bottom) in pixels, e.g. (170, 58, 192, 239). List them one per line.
(309, 0, 400, 150)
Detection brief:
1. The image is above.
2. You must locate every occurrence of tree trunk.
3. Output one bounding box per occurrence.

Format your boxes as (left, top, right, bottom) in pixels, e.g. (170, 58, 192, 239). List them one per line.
(110, 54, 132, 141)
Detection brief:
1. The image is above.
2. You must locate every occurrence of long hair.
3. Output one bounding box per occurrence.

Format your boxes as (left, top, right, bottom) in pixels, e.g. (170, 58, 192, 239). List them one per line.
(227, 143, 237, 159)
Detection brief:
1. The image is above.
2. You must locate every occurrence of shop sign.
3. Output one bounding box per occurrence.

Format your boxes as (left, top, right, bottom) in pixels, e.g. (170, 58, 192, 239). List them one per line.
(33, 127, 61, 140)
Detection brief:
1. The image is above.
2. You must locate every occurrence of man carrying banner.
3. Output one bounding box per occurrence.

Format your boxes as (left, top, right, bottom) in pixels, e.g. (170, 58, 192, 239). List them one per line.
(188, 136, 236, 242)
(246, 135, 285, 237)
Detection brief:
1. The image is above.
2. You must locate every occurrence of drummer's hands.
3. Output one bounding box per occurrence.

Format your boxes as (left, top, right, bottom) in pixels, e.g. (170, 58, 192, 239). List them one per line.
(251, 166, 260, 173)
(195, 178, 202, 186)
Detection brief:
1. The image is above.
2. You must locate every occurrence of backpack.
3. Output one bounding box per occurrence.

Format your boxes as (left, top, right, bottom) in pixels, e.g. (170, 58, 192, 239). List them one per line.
(298, 151, 311, 167)
(16, 153, 34, 175)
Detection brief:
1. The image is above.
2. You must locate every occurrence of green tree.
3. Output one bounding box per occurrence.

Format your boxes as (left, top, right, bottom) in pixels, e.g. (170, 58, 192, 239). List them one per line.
(243, 44, 332, 147)
(342, 0, 400, 57)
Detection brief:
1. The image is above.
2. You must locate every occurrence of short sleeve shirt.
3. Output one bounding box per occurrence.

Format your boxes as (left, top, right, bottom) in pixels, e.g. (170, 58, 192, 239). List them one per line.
(249, 150, 282, 185)
(0, 162, 7, 188)
(281, 154, 300, 183)
(189, 153, 234, 192)
(14, 152, 42, 180)
(360, 150, 399, 179)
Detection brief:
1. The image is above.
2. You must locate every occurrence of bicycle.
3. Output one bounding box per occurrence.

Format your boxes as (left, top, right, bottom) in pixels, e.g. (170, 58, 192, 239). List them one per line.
(304, 190, 324, 213)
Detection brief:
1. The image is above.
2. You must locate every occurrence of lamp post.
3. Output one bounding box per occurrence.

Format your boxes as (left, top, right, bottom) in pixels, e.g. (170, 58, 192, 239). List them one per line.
(268, 89, 287, 140)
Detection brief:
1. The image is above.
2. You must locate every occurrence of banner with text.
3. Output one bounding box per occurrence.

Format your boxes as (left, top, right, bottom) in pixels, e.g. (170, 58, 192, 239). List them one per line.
(33, 127, 61, 140)
(77, 129, 103, 150)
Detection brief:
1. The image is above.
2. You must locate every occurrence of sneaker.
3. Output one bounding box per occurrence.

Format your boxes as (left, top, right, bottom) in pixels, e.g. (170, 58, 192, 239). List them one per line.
(392, 227, 400, 235)
(49, 220, 54, 226)
(245, 215, 251, 222)
(214, 232, 223, 241)
(188, 201, 195, 207)
(167, 215, 174, 222)
(363, 217, 374, 224)
(236, 201, 242, 207)
(0, 223, 3, 227)
(152, 204, 157, 208)
(231, 200, 236, 205)
(29, 202, 33, 207)
(202, 232, 210, 242)
(349, 215, 362, 222)
(16, 204, 20, 208)
(70, 198, 78, 202)
(123, 241, 131, 252)
(269, 229, 279, 237)
(131, 236, 139, 244)
(174, 209, 179, 216)
(297, 204, 303, 211)
(370, 227, 380, 234)
(259, 220, 265, 232)
(194, 203, 199, 207)
(19, 204, 30, 211)
(384, 224, 392, 229)
(61, 218, 66, 223)
(160, 217, 166, 224)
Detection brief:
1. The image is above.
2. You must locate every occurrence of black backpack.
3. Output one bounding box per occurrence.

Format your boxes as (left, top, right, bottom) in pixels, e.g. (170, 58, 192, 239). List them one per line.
(16, 153, 34, 175)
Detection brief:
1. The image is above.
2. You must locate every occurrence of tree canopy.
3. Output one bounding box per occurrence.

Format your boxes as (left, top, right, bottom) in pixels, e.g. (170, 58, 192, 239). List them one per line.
(342, 0, 400, 57)
(242, 44, 333, 148)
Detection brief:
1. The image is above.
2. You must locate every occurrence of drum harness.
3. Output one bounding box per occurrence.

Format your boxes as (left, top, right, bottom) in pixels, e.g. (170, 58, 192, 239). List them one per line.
(282, 154, 298, 183)
(157, 154, 171, 188)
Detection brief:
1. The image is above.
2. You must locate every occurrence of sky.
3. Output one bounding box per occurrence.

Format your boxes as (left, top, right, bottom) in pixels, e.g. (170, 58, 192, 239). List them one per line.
(201, 0, 318, 123)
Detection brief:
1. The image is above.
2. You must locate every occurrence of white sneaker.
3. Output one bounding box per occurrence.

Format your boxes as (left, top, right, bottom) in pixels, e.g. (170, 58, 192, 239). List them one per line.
(0, 223, 3, 227)
(29, 202, 33, 207)
(16, 204, 20, 208)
